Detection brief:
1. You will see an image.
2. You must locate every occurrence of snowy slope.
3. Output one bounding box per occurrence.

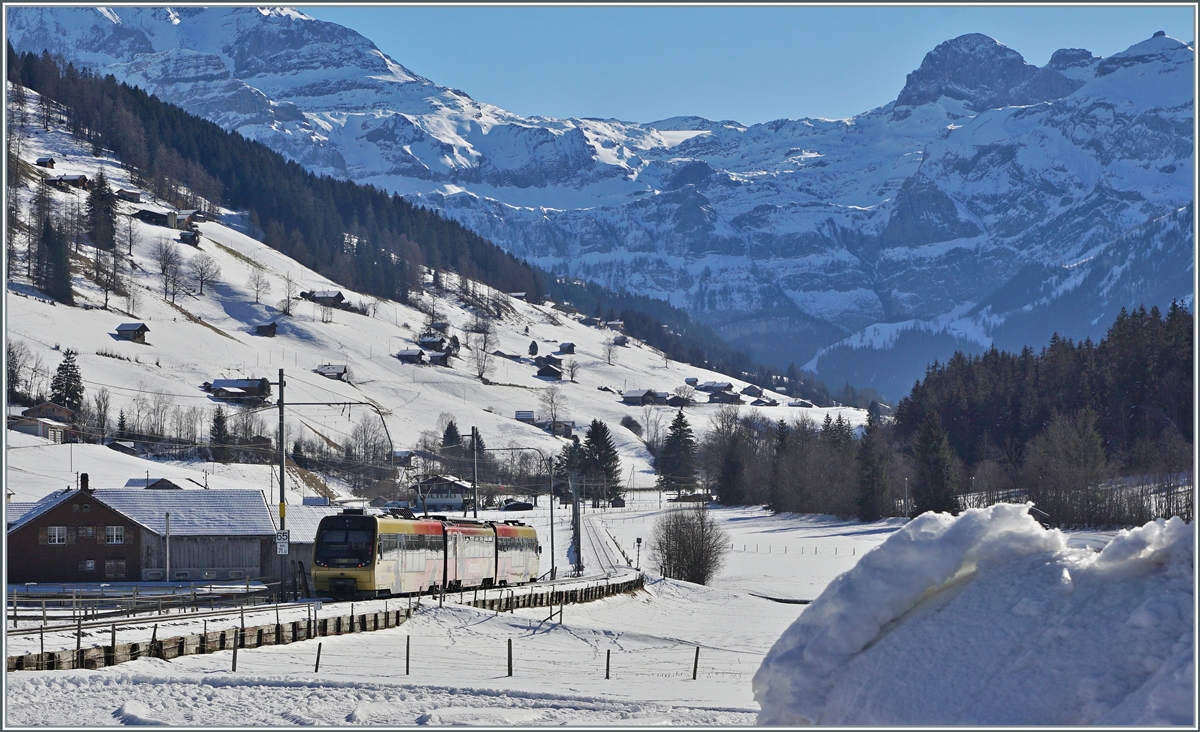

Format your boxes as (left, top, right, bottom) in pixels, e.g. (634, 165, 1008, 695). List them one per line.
(753, 504, 1194, 726)
(7, 9, 1191, 396)
(4, 108, 865, 511)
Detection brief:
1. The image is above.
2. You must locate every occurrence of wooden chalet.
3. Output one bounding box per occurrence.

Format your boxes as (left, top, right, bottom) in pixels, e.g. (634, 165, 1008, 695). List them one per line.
(428, 321, 451, 334)
(537, 364, 563, 380)
(611, 335, 629, 347)
(21, 402, 75, 423)
(134, 209, 169, 226)
(697, 380, 733, 393)
(417, 335, 448, 352)
(666, 394, 690, 408)
(514, 410, 536, 424)
(396, 348, 427, 365)
(428, 352, 453, 368)
(202, 378, 271, 404)
(179, 230, 200, 245)
(34, 157, 55, 168)
(621, 389, 655, 406)
(255, 322, 278, 337)
(115, 189, 141, 203)
(315, 364, 348, 381)
(307, 290, 345, 307)
(558, 342, 576, 354)
(115, 322, 149, 343)
(535, 419, 575, 438)
(6, 482, 278, 584)
(708, 391, 745, 405)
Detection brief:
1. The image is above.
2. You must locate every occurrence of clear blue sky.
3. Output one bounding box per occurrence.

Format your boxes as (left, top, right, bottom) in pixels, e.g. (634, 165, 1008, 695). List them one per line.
(300, 5, 1195, 125)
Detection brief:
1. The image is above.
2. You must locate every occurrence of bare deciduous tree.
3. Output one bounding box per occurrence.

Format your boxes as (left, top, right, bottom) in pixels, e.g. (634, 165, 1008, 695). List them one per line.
(565, 359, 581, 382)
(281, 271, 298, 315)
(151, 238, 182, 300)
(673, 384, 696, 405)
(188, 252, 221, 296)
(247, 268, 271, 304)
(123, 214, 138, 255)
(603, 337, 618, 365)
(648, 503, 729, 585)
(469, 324, 496, 381)
(539, 384, 568, 426)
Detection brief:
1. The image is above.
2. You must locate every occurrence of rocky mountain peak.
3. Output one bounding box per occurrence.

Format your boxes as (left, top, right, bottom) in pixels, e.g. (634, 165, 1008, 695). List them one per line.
(894, 32, 1073, 111)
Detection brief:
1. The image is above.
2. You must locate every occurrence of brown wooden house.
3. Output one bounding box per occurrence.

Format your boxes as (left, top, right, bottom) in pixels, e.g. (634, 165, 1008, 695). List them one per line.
(6, 484, 141, 583)
(115, 322, 149, 343)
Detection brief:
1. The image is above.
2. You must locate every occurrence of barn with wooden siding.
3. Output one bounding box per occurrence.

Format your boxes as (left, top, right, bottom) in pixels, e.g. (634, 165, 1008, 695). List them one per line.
(93, 488, 278, 582)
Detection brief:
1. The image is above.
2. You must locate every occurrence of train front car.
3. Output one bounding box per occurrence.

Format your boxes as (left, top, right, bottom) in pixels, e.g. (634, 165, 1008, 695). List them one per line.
(494, 520, 540, 585)
(442, 519, 497, 590)
(311, 511, 378, 598)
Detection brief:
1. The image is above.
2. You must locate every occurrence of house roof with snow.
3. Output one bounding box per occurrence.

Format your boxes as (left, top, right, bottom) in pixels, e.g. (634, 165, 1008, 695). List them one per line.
(115, 322, 149, 333)
(276, 504, 343, 544)
(90, 488, 276, 537)
(6, 489, 75, 531)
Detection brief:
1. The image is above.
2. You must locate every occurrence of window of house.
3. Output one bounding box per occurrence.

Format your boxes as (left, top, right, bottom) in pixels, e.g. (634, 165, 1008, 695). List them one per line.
(81, 526, 95, 539)
(73, 504, 80, 512)
(105, 525, 125, 544)
(78, 559, 95, 572)
(82, 504, 90, 512)
(48, 526, 67, 544)
(104, 559, 125, 579)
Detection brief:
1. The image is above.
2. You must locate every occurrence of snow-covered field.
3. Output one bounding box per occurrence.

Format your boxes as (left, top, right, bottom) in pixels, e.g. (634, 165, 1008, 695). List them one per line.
(7, 492, 1191, 726)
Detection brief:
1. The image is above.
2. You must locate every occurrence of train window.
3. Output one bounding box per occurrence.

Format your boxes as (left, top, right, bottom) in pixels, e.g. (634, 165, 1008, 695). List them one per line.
(381, 533, 400, 561)
(314, 529, 375, 567)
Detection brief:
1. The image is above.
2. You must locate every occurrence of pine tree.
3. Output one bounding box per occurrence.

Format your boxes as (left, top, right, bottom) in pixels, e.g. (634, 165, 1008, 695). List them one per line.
(116, 409, 127, 438)
(656, 410, 697, 496)
(209, 406, 230, 462)
(582, 419, 622, 500)
(87, 169, 117, 251)
(49, 349, 84, 413)
(40, 217, 73, 304)
(441, 420, 462, 472)
(528, 340, 539, 357)
(855, 413, 888, 522)
(912, 412, 958, 515)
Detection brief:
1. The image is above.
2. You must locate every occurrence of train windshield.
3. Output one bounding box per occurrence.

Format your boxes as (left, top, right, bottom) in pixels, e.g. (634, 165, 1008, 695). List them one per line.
(314, 517, 375, 567)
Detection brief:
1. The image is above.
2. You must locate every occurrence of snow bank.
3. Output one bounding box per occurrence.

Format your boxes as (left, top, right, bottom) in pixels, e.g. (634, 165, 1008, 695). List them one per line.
(754, 504, 1194, 726)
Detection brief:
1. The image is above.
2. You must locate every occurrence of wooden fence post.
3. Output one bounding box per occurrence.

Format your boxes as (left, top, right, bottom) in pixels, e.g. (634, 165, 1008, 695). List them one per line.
(606, 649, 611, 680)
(692, 646, 699, 680)
(314, 642, 322, 673)
(231, 637, 238, 672)
(405, 635, 410, 675)
(507, 638, 512, 677)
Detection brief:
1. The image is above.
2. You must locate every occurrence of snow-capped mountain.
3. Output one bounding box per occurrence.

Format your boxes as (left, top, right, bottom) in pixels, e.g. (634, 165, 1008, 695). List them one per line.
(8, 8, 1193, 399)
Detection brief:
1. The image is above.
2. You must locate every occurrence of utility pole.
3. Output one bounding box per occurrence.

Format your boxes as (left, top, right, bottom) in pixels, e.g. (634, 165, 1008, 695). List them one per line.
(548, 454, 555, 580)
(278, 368, 287, 602)
(471, 426, 479, 519)
(570, 473, 582, 577)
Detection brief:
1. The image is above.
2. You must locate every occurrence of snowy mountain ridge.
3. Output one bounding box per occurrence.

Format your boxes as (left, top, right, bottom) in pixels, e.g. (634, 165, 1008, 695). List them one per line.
(6, 8, 1193, 398)
(6, 106, 866, 504)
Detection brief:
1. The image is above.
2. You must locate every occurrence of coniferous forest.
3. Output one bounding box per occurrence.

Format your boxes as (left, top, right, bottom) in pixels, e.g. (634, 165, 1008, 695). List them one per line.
(694, 304, 1193, 528)
(6, 45, 796, 389)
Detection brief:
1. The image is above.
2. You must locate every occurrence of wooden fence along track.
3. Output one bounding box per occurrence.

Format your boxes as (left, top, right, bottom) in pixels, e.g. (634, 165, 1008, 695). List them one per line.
(7, 574, 645, 672)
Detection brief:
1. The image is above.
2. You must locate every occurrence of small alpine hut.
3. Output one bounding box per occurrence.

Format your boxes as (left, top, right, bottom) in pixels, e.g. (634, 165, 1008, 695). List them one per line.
(115, 322, 149, 344)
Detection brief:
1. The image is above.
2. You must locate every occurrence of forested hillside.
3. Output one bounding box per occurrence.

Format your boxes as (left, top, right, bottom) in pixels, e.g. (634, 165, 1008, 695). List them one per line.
(695, 304, 1192, 529)
(6, 46, 810, 393)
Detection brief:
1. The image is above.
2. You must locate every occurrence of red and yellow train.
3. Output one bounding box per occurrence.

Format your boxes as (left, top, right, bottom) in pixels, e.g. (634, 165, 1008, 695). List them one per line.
(311, 509, 540, 598)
